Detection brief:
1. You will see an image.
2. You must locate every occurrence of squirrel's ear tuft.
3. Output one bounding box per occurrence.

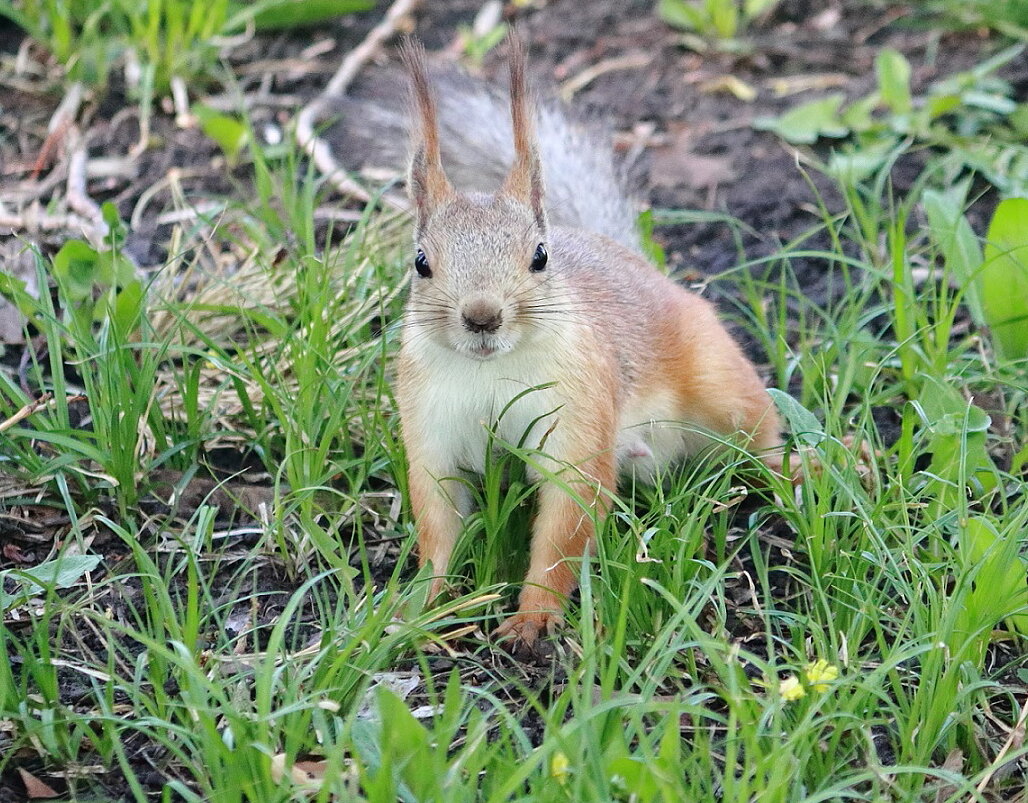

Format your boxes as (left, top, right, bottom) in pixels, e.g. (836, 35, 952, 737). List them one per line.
(501, 33, 546, 232)
(400, 38, 452, 230)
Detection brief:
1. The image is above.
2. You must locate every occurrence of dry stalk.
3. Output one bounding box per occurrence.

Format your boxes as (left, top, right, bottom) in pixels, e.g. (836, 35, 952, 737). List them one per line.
(972, 695, 1028, 798)
(294, 0, 421, 207)
(0, 392, 54, 434)
(65, 127, 109, 244)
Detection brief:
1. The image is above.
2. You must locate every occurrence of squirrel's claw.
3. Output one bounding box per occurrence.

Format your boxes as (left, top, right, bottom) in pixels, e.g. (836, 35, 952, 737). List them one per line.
(493, 611, 563, 661)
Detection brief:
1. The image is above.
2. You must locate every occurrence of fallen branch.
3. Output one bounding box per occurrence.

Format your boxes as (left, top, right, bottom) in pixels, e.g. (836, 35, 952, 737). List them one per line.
(294, 0, 421, 207)
(559, 51, 651, 101)
(0, 201, 99, 238)
(30, 80, 83, 178)
(65, 127, 109, 244)
(0, 393, 54, 434)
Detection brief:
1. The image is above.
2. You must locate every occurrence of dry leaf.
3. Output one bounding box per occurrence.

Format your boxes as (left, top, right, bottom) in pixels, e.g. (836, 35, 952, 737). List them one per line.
(648, 128, 736, 191)
(148, 469, 277, 517)
(17, 768, 60, 799)
(3, 543, 29, 563)
(700, 75, 757, 101)
(932, 748, 963, 803)
(356, 672, 420, 719)
(768, 73, 849, 98)
(269, 754, 326, 793)
(293, 760, 329, 781)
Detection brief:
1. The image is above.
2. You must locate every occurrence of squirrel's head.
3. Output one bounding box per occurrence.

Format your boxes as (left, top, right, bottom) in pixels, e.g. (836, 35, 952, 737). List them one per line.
(400, 35, 551, 361)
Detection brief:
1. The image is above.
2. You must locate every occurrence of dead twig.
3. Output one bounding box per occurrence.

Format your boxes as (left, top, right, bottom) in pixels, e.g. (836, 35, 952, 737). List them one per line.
(3, 159, 69, 204)
(65, 127, 109, 244)
(202, 91, 305, 111)
(972, 695, 1028, 798)
(0, 201, 98, 238)
(170, 76, 192, 127)
(294, 0, 421, 206)
(235, 56, 335, 77)
(559, 52, 651, 101)
(326, 0, 421, 97)
(30, 80, 83, 178)
(0, 393, 54, 434)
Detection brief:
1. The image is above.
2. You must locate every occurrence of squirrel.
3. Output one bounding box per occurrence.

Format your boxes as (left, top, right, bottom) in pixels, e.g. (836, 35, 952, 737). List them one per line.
(368, 36, 784, 653)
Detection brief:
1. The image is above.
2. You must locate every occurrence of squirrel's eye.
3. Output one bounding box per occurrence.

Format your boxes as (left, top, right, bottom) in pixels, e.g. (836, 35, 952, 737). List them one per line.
(414, 249, 432, 278)
(530, 243, 547, 272)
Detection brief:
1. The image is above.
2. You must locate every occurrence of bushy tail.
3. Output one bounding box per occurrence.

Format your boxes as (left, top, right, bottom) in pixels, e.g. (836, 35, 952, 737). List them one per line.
(324, 66, 640, 252)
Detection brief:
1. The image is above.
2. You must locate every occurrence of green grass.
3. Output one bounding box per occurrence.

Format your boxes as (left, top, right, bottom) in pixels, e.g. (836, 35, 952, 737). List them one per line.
(0, 0, 374, 94)
(921, 0, 1028, 38)
(2, 16, 1028, 803)
(657, 0, 780, 41)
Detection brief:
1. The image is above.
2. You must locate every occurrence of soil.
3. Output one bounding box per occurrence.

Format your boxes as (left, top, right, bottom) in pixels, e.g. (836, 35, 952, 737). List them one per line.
(1, 0, 1025, 798)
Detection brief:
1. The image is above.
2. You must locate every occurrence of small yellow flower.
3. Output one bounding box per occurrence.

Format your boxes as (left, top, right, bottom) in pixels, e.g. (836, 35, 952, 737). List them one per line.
(804, 659, 840, 692)
(779, 674, 806, 701)
(550, 751, 570, 784)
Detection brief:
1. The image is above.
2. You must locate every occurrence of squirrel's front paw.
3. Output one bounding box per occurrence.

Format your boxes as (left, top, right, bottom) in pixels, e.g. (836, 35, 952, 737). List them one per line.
(493, 610, 563, 661)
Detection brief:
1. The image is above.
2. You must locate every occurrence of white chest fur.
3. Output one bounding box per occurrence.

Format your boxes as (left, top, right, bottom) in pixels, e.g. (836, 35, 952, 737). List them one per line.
(405, 340, 567, 474)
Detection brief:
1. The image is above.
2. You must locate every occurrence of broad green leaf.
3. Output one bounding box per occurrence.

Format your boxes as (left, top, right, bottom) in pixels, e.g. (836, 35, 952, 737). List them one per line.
(754, 94, 849, 144)
(192, 104, 248, 166)
(1, 589, 18, 612)
(15, 554, 102, 590)
(608, 755, 660, 802)
(743, 0, 778, 18)
(960, 516, 1028, 636)
(926, 93, 962, 120)
(376, 688, 431, 801)
(952, 142, 1028, 199)
(0, 271, 42, 325)
(876, 49, 912, 115)
(914, 375, 997, 517)
(657, 0, 708, 32)
(1009, 103, 1028, 138)
(1, 554, 102, 611)
(110, 249, 137, 288)
(767, 389, 825, 447)
(52, 239, 101, 302)
(827, 140, 895, 184)
(839, 94, 877, 132)
(916, 375, 991, 435)
(709, 0, 739, 37)
(247, 0, 375, 30)
(1012, 440, 1028, 474)
(922, 182, 985, 327)
(981, 197, 1028, 362)
(110, 279, 145, 335)
(101, 200, 128, 246)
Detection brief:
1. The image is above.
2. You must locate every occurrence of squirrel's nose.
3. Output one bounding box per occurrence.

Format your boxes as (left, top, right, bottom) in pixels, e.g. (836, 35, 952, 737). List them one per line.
(461, 301, 503, 334)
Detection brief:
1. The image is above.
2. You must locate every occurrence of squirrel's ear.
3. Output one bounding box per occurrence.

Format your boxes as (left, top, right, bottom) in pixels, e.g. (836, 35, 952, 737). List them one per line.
(401, 38, 452, 230)
(501, 34, 546, 232)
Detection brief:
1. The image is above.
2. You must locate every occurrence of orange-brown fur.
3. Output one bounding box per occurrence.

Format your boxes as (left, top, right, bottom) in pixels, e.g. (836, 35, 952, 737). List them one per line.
(395, 36, 782, 652)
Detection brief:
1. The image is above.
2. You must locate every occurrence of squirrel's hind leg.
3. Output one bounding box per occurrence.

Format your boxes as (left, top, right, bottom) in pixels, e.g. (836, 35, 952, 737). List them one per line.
(657, 296, 783, 470)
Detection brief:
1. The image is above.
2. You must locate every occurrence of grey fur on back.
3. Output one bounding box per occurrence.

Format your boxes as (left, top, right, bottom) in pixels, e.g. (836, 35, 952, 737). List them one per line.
(324, 66, 641, 253)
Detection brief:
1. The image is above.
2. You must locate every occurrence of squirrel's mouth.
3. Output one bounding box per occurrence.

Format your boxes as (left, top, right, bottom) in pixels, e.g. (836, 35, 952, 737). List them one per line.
(458, 333, 513, 360)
